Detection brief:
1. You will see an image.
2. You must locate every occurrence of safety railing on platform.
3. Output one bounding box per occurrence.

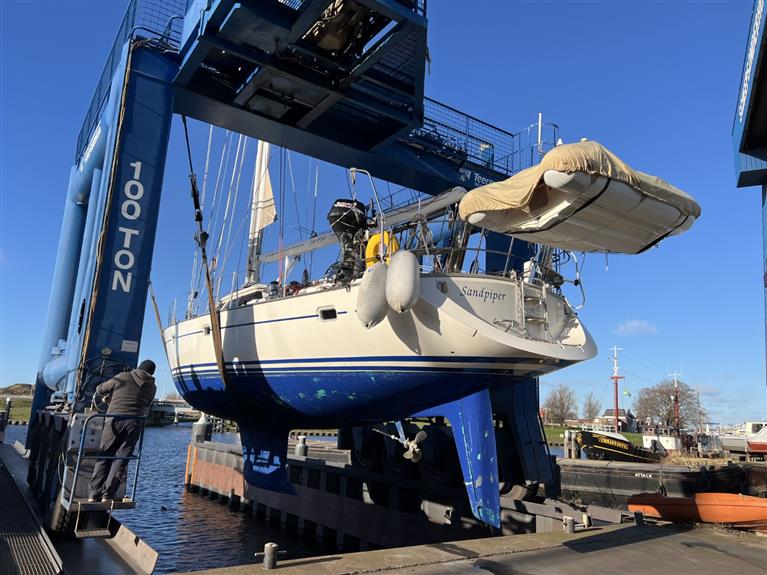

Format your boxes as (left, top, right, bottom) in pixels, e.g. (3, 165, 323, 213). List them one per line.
(273, 0, 427, 16)
(64, 413, 146, 509)
(75, 0, 186, 163)
(410, 100, 560, 177)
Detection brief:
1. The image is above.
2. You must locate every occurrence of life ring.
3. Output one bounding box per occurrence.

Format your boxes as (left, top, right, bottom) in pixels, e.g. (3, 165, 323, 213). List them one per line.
(365, 231, 399, 268)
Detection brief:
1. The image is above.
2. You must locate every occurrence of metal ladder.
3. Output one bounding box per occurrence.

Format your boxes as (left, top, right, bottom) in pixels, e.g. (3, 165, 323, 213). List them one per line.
(61, 413, 146, 538)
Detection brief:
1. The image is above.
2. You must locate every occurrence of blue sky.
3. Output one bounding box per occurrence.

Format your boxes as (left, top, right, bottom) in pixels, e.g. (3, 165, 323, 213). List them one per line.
(1, 0, 765, 424)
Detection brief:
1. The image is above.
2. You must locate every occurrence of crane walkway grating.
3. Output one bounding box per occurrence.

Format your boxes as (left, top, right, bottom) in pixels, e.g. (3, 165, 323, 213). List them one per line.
(0, 456, 62, 575)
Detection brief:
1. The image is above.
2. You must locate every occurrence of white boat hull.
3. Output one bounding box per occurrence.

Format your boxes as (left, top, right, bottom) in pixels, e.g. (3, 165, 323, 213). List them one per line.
(164, 273, 595, 425)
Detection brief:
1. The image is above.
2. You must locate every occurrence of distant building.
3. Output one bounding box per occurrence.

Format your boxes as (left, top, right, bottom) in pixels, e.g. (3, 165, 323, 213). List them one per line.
(600, 408, 637, 433)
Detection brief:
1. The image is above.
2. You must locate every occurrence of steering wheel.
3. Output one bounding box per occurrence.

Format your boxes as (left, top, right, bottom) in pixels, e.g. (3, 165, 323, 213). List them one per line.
(91, 392, 109, 414)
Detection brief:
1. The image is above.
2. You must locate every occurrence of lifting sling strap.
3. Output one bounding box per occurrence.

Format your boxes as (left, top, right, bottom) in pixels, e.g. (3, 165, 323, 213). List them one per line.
(182, 116, 229, 390)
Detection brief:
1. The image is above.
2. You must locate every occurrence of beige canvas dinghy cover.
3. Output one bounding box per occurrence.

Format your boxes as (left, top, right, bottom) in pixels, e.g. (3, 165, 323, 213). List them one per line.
(458, 140, 701, 254)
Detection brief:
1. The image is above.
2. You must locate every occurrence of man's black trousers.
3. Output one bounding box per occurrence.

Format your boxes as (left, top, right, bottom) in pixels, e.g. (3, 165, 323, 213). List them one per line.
(88, 418, 140, 500)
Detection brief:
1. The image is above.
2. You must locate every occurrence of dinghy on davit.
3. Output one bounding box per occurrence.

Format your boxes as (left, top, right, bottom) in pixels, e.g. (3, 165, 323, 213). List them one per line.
(458, 140, 701, 254)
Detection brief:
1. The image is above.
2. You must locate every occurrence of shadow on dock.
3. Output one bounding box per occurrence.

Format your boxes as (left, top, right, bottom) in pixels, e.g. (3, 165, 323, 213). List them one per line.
(561, 523, 683, 553)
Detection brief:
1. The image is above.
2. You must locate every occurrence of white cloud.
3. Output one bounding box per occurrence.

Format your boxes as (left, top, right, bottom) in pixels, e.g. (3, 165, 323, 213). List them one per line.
(614, 319, 658, 335)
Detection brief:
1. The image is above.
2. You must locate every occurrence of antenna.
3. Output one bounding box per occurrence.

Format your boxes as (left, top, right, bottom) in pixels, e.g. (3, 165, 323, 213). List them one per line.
(610, 346, 624, 432)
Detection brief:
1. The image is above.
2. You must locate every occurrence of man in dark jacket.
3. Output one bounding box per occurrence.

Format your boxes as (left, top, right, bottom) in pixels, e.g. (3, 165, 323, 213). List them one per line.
(88, 359, 157, 501)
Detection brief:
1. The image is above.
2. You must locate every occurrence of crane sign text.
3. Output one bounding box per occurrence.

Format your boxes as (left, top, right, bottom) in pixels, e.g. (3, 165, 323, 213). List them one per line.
(112, 160, 144, 293)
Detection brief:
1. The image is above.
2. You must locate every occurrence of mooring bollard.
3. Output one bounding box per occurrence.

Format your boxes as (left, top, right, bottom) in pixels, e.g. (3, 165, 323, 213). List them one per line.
(634, 511, 644, 526)
(563, 430, 580, 459)
(562, 515, 575, 534)
(294, 435, 308, 457)
(258, 542, 285, 570)
(192, 414, 213, 443)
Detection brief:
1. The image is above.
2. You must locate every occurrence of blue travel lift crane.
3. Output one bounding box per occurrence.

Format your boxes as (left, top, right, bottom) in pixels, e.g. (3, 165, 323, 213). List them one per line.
(28, 0, 558, 537)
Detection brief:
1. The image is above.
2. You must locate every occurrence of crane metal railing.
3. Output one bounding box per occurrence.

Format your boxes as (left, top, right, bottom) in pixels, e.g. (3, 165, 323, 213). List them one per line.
(75, 0, 185, 163)
(410, 100, 560, 177)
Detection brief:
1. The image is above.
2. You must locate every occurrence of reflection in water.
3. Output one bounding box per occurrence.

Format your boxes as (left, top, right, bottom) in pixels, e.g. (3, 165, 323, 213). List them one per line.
(114, 425, 321, 574)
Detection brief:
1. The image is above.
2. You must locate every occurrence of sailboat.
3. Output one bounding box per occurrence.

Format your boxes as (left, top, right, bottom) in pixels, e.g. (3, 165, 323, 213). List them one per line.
(164, 140, 597, 526)
(163, 138, 698, 527)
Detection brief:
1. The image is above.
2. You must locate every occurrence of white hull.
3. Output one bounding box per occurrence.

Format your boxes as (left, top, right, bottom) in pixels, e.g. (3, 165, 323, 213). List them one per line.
(164, 273, 595, 422)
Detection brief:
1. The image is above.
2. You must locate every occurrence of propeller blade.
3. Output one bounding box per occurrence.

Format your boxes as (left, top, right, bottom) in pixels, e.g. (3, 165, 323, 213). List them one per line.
(403, 449, 414, 460)
(414, 430, 427, 444)
(411, 450, 423, 463)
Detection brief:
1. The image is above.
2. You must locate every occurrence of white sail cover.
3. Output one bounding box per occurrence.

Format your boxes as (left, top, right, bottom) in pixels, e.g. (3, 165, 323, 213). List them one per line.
(249, 141, 276, 237)
(458, 141, 701, 254)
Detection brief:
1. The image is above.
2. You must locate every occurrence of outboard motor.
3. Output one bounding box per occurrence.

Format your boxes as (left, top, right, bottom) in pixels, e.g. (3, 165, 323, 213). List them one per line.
(327, 199, 368, 283)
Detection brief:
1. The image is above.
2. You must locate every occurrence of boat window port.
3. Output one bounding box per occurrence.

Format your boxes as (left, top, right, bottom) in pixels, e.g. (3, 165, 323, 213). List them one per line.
(318, 307, 337, 321)
(203, 326, 211, 335)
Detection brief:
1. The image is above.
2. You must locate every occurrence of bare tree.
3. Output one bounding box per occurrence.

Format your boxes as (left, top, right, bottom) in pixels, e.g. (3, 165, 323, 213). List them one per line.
(542, 384, 578, 425)
(634, 379, 705, 429)
(582, 392, 602, 420)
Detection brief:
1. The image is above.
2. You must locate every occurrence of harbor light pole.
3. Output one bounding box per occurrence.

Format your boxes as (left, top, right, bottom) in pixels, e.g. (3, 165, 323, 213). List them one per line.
(610, 346, 624, 432)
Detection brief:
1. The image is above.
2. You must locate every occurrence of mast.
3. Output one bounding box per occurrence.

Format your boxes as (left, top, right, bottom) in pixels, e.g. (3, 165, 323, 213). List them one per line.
(610, 346, 624, 432)
(669, 370, 682, 431)
(696, 385, 703, 434)
(246, 141, 275, 284)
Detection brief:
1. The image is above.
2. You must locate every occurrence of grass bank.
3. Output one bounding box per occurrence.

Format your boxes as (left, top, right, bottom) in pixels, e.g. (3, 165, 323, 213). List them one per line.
(6, 397, 32, 422)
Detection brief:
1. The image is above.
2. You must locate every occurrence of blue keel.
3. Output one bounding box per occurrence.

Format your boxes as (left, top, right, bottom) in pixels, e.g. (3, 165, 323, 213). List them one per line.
(239, 425, 295, 494)
(416, 389, 501, 528)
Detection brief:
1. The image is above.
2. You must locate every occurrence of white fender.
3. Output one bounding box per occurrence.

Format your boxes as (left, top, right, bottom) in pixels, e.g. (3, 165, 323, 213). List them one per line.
(385, 250, 420, 313)
(356, 261, 389, 329)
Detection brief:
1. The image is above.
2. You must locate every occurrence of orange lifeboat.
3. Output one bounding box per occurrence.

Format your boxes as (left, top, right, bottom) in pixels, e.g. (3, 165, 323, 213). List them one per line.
(628, 492, 767, 532)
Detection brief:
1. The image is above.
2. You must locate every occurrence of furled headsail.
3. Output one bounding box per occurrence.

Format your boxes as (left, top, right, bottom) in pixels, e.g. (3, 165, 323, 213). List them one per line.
(458, 140, 701, 254)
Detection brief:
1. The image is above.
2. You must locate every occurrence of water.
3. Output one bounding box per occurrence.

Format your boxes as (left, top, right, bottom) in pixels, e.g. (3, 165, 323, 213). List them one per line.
(115, 425, 320, 573)
(2, 424, 573, 573)
(3, 423, 28, 447)
(3, 424, 316, 574)
(549, 445, 565, 459)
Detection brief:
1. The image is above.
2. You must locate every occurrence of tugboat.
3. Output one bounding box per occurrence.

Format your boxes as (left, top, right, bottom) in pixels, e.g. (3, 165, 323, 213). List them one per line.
(575, 429, 664, 463)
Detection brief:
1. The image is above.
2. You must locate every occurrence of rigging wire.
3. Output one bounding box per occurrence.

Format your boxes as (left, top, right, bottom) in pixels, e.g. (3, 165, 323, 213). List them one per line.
(191, 129, 231, 315)
(308, 160, 319, 278)
(213, 134, 244, 273)
(216, 136, 248, 299)
(223, 138, 248, 270)
(219, 157, 262, 290)
(180, 114, 228, 389)
(286, 151, 303, 241)
(278, 146, 286, 285)
(186, 125, 214, 317)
